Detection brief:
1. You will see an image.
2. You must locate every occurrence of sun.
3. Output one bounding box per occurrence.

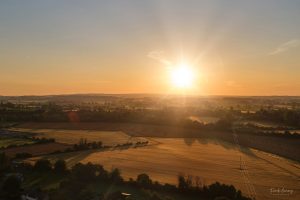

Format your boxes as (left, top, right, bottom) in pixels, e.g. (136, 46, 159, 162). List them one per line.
(171, 63, 195, 88)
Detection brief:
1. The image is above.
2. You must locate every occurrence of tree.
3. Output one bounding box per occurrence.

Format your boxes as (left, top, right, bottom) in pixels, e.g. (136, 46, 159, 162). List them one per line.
(0, 152, 10, 172)
(214, 197, 231, 200)
(194, 176, 203, 187)
(105, 191, 125, 200)
(1, 175, 22, 200)
(149, 192, 164, 200)
(34, 159, 52, 172)
(77, 187, 96, 200)
(109, 168, 123, 183)
(15, 152, 32, 159)
(207, 182, 238, 199)
(177, 174, 189, 191)
(136, 173, 152, 187)
(71, 162, 100, 182)
(15, 162, 33, 174)
(54, 159, 67, 174)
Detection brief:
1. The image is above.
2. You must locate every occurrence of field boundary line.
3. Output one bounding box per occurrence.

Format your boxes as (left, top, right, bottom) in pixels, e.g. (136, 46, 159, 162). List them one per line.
(232, 132, 257, 199)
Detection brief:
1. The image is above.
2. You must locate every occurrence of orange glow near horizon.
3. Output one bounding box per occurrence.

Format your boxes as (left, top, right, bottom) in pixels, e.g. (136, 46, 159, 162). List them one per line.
(1, 2, 300, 96)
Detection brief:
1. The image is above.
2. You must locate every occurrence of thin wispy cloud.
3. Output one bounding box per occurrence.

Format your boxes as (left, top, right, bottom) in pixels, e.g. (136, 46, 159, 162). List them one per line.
(269, 39, 300, 55)
(147, 51, 172, 66)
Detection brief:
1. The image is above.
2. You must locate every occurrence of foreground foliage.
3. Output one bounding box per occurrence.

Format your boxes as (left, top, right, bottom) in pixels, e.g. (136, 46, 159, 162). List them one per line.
(0, 156, 251, 200)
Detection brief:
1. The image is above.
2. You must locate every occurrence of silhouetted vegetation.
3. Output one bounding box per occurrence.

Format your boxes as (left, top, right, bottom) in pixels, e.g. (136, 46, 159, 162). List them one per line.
(14, 152, 32, 159)
(0, 152, 10, 173)
(34, 159, 52, 172)
(73, 138, 103, 151)
(54, 159, 67, 174)
(248, 108, 300, 127)
(0, 157, 251, 200)
(0, 135, 55, 150)
(0, 175, 22, 200)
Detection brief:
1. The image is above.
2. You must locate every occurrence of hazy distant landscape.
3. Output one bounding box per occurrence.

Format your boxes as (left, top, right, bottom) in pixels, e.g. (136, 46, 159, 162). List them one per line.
(1, 95, 299, 200)
(1, 1, 300, 200)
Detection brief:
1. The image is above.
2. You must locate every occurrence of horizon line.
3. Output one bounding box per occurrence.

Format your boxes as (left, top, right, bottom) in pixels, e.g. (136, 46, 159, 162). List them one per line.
(1, 93, 300, 98)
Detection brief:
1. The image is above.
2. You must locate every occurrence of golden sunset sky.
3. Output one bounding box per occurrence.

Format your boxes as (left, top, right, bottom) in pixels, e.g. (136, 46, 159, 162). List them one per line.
(1, 1, 300, 96)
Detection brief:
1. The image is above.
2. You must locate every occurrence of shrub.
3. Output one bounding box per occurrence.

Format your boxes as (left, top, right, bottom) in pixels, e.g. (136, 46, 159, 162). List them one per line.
(34, 159, 52, 172)
(109, 168, 123, 183)
(54, 159, 67, 174)
(136, 173, 152, 187)
(15, 152, 32, 159)
(0, 152, 10, 172)
(1, 175, 22, 200)
(105, 191, 124, 200)
(71, 162, 104, 182)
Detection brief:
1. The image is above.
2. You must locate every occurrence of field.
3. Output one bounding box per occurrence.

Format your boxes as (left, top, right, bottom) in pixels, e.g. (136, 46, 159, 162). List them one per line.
(14, 122, 300, 161)
(10, 122, 300, 200)
(188, 116, 219, 124)
(0, 137, 35, 148)
(4, 143, 72, 157)
(241, 120, 289, 128)
(26, 137, 300, 200)
(10, 128, 148, 146)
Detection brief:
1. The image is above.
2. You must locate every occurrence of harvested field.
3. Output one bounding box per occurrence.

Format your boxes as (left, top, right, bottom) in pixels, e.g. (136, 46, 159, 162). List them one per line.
(0, 137, 35, 148)
(10, 127, 148, 146)
(4, 142, 72, 157)
(15, 122, 300, 161)
(28, 138, 300, 200)
(14, 122, 198, 137)
(241, 120, 284, 128)
(188, 116, 219, 124)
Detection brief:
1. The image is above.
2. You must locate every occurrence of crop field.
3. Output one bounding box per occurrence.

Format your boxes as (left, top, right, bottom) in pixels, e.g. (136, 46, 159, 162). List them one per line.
(264, 130, 300, 135)
(241, 120, 288, 128)
(188, 116, 219, 124)
(14, 122, 223, 138)
(0, 136, 35, 148)
(14, 122, 300, 161)
(10, 128, 148, 146)
(4, 142, 72, 157)
(27, 137, 300, 200)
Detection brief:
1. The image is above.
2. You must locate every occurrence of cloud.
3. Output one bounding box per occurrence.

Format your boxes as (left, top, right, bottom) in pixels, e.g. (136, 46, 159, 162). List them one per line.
(269, 39, 300, 55)
(147, 50, 172, 66)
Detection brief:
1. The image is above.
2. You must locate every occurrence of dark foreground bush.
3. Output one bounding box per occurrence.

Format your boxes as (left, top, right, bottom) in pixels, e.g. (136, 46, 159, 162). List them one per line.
(0, 175, 22, 200)
(15, 152, 32, 159)
(6, 158, 251, 200)
(34, 159, 52, 172)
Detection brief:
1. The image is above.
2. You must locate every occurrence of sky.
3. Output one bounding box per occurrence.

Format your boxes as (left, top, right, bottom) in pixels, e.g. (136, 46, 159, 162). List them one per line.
(0, 0, 300, 96)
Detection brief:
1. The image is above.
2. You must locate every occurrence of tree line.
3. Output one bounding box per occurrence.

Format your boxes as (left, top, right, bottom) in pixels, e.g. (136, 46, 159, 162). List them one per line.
(0, 155, 251, 200)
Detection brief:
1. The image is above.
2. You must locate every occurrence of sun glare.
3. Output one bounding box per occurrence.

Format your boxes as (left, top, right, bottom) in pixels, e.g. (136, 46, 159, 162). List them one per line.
(171, 64, 195, 88)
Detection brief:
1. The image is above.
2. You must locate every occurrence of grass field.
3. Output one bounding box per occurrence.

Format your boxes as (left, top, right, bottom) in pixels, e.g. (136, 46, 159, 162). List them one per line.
(27, 137, 300, 200)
